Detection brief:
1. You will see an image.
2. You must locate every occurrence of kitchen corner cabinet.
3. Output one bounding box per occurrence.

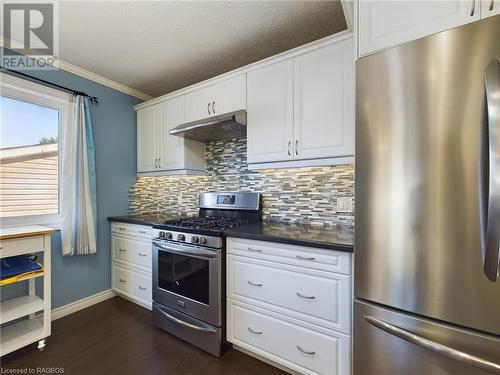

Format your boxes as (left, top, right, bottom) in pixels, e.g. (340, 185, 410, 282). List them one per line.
(247, 36, 354, 167)
(136, 96, 205, 176)
(184, 74, 246, 123)
(357, 0, 485, 58)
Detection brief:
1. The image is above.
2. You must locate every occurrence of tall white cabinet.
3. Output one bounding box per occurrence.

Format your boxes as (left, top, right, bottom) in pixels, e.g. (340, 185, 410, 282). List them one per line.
(247, 35, 354, 168)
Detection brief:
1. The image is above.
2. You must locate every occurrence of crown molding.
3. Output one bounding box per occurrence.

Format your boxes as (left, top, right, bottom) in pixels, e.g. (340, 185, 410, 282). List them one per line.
(0, 38, 152, 101)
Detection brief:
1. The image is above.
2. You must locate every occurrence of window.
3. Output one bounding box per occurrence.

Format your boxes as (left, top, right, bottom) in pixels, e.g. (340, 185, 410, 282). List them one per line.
(0, 73, 71, 226)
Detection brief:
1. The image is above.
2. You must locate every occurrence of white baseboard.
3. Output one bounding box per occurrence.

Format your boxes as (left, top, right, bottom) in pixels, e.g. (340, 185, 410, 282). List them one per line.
(51, 289, 116, 321)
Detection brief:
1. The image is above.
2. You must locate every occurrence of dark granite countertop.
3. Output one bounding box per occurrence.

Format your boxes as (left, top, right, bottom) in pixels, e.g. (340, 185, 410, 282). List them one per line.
(108, 214, 354, 252)
(225, 222, 354, 252)
(107, 213, 183, 226)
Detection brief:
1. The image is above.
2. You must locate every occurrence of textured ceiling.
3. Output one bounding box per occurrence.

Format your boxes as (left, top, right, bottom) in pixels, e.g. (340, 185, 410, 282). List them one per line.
(58, 1, 347, 97)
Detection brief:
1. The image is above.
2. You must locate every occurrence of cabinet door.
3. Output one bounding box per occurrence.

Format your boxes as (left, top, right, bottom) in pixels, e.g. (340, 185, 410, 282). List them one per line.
(137, 106, 158, 173)
(358, 1, 481, 57)
(247, 60, 294, 164)
(158, 96, 185, 171)
(481, 0, 500, 17)
(184, 85, 214, 123)
(213, 74, 246, 115)
(293, 38, 354, 160)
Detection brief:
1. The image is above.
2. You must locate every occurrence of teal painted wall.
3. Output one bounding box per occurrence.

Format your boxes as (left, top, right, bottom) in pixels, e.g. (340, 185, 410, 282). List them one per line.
(2, 55, 142, 308)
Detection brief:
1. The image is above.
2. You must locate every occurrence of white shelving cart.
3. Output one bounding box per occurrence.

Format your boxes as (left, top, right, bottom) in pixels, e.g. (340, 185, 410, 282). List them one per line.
(0, 225, 54, 356)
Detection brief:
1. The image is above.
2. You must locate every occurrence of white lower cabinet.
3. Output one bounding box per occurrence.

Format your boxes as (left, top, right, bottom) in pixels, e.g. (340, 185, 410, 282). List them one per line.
(111, 222, 152, 309)
(227, 237, 352, 375)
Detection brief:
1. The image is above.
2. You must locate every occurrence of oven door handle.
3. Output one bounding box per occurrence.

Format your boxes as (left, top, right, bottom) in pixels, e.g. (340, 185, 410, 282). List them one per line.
(153, 241, 218, 259)
(156, 306, 218, 334)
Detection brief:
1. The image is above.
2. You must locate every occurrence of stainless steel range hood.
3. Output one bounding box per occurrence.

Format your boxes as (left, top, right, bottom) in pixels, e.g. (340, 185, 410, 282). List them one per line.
(169, 110, 247, 142)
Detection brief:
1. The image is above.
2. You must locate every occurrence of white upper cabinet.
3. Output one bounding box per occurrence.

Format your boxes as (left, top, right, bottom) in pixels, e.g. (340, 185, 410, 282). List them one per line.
(136, 97, 205, 176)
(293, 38, 354, 160)
(481, 0, 500, 17)
(184, 74, 246, 123)
(358, 0, 481, 57)
(246, 35, 354, 167)
(158, 96, 185, 171)
(137, 106, 159, 173)
(247, 60, 294, 164)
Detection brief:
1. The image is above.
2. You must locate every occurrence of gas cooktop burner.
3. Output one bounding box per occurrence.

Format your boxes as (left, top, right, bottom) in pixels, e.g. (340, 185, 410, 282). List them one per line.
(164, 216, 250, 231)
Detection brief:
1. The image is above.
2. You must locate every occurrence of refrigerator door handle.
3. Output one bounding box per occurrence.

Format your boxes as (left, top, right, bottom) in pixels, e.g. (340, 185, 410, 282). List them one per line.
(482, 59, 500, 282)
(365, 316, 500, 374)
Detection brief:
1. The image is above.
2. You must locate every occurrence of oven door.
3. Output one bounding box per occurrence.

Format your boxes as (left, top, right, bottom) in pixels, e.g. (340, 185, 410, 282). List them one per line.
(152, 240, 221, 327)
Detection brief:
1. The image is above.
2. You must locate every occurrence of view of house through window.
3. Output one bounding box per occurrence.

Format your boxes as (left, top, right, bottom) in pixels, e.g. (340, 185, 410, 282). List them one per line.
(0, 96, 60, 218)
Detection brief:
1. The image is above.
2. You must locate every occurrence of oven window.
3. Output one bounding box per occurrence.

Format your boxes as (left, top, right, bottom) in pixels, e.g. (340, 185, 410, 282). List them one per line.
(157, 250, 210, 305)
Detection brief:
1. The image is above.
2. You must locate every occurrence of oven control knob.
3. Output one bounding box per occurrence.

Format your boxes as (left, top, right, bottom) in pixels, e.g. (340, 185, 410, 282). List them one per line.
(199, 237, 207, 245)
(191, 236, 199, 244)
(165, 232, 172, 240)
(177, 234, 185, 241)
(159, 231, 165, 238)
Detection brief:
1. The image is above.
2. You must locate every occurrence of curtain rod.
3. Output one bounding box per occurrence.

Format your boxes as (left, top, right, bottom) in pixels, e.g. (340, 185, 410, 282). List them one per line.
(0, 66, 99, 104)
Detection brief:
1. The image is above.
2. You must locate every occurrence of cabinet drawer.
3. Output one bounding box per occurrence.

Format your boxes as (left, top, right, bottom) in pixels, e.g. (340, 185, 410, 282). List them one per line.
(111, 222, 152, 239)
(112, 235, 152, 269)
(227, 237, 350, 275)
(228, 255, 350, 333)
(113, 265, 152, 303)
(228, 301, 349, 375)
(0, 235, 45, 258)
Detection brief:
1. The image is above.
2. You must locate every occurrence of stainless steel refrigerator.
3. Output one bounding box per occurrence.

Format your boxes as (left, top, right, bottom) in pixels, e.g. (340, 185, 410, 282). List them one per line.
(355, 15, 500, 375)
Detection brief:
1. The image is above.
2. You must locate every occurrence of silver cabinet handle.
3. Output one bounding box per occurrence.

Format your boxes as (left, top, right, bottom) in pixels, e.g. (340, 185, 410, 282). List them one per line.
(470, 0, 476, 16)
(138, 252, 147, 257)
(296, 345, 315, 355)
(212, 101, 215, 114)
(119, 248, 126, 252)
(248, 281, 263, 287)
(288, 141, 291, 156)
(490, 0, 495, 10)
(365, 316, 500, 374)
(207, 102, 211, 115)
(118, 227, 126, 231)
(138, 286, 147, 290)
(481, 59, 500, 282)
(157, 157, 161, 168)
(296, 255, 315, 261)
(296, 292, 315, 300)
(295, 140, 299, 156)
(156, 306, 217, 333)
(247, 247, 262, 253)
(138, 230, 147, 234)
(248, 327, 263, 335)
(119, 278, 126, 283)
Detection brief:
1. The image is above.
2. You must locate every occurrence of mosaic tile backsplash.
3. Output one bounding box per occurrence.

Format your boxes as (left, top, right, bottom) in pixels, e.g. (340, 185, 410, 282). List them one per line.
(129, 138, 354, 227)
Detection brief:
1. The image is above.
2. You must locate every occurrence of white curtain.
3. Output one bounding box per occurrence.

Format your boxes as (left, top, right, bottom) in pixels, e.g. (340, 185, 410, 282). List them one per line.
(61, 96, 97, 256)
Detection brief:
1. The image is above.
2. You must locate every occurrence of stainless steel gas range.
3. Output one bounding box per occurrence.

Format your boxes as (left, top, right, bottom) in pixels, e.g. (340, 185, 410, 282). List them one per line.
(151, 192, 261, 357)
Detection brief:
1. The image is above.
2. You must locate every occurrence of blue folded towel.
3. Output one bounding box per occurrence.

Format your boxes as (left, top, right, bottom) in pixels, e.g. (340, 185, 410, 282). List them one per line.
(0, 255, 41, 279)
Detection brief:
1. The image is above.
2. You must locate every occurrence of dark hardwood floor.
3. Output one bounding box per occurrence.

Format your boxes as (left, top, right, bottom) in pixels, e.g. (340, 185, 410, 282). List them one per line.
(1, 297, 286, 375)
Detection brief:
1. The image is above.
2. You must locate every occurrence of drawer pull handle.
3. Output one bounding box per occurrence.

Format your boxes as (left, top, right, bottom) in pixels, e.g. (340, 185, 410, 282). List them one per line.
(138, 253, 147, 257)
(119, 248, 127, 252)
(138, 230, 147, 234)
(118, 227, 126, 231)
(296, 345, 315, 355)
(247, 247, 262, 253)
(248, 327, 263, 335)
(119, 278, 127, 283)
(138, 286, 147, 290)
(296, 292, 315, 300)
(296, 255, 315, 261)
(248, 281, 263, 287)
